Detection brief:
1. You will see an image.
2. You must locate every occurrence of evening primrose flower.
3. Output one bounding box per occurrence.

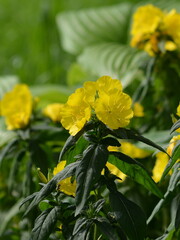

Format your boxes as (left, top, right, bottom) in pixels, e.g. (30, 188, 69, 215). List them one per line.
(53, 161, 76, 196)
(43, 103, 64, 122)
(152, 152, 169, 183)
(61, 76, 133, 135)
(152, 134, 180, 182)
(131, 4, 180, 56)
(94, 89, 133, 129)
(60, 88, 91, 136)
(177, 103, 180, 117)
(105, 162, 126, 182)
(108, 141, 151, 159)
(133, 102, 144, 117)
(0, 84, 33, 130)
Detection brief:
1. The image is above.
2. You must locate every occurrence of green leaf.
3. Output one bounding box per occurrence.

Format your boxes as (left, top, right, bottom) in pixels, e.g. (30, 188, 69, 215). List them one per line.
(30, 84, 73, 108)
(109, 189, 147, 240)
(108, 153, 163, 198)
(59, 134, 88, 163)
(170, 119, 180, 133)
(95, 217, 119, 240)
(0, 75, 19, 99)
(24, 161, 79, 216)
(57, 3, 133, 54)
(78, 43, 146, 87)
(161, 142, 180, 181)
(0, 198, 23, 235)
(31, 206, 61, 240)
(75, 144, 109, 215)
(147, 163, 180, 224)
(109, 128, 167, 155)
(0, 138, 18, 167)
(73, 217, 88, 236)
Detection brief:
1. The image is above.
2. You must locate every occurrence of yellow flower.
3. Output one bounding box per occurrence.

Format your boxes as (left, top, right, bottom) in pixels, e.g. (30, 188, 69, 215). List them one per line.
(152, 134, 180, 182)
(61, 76, 133, 134)
(106, 162, 126, 181)
(60, 88, 91, 136)
(131, 4, 180, 55)
(177, 104, 180, 117)
(133, 102, 144, 117)
(163, 9, 180, 46)
(43, 103, 64, 122)
(152, 152, 169, 183)
(53, 161, 76, 197)
(108, 141, 151, 159)
(131, 4, 164, 42)
(94, 89, 133, 129)
(0, 84, 33, 130)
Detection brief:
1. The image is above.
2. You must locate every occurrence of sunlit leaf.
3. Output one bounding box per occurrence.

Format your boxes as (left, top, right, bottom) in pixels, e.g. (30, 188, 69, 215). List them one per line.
(108, 153, 163, 198)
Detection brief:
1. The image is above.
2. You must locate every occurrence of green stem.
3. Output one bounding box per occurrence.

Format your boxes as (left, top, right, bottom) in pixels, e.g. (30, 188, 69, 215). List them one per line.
(93, 223, 97, 240)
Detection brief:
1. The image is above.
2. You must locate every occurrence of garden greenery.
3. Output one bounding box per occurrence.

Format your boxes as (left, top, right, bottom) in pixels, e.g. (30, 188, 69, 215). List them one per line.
(0, 1, 180, 240)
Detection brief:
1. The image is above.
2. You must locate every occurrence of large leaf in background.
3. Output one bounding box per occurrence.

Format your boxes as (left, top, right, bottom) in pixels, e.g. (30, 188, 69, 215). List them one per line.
(78, 43, 147, 87)
(0, 75, 19, 99)
(57, 3, 133, 54)
(30, 85, 73, 108)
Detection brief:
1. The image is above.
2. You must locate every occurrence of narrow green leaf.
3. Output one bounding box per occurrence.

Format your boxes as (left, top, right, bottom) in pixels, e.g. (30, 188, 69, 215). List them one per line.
(24, 161, 79, 216)
(161, 142, 180, 181)
(0, 138, 18, 167)
(108, 154, 163, 198)
(0, 199, 23, 235)
(147, 163, 180, 224)
(109, 128, 167, 155)
(75, 144, 108, 215)
(109, 190, 147, 240)
(175, 200, 180, 230)
(170, 119, 180, 133)
(73, 217, 88, 236)
(31, 206, 61, 240)
(95, 217, 119, 240)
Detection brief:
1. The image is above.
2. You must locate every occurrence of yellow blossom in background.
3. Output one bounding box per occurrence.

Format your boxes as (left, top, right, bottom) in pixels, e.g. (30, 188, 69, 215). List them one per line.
(53, 161, 76, 197)
(94, 89, 133, 129)
(131, 4, 164, 36)
(131, 4, 180, 56)
(167, 135, 180, 156)
(133, 102, 144, 117)
(177, 104, 180, 117)
(106, 162, 126, 181)
(163, 9, 180, 46)
(152, 152, 169, 183)
(108, 142, 151, 159)
(0, 84, 33, 130)
(152, 134, 180, 182)
(60, 88, 91, 136)
(43, 103, 64, 122)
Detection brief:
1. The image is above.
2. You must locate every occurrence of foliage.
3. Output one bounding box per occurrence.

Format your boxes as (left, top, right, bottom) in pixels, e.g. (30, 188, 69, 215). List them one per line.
(0, 0, 180, 240)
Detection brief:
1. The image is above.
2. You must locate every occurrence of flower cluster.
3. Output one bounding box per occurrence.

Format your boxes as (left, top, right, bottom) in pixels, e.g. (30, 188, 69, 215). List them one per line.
(131, 4, 180, 56)
(60, 76, 133, 135)
(0, 84, 33, 130)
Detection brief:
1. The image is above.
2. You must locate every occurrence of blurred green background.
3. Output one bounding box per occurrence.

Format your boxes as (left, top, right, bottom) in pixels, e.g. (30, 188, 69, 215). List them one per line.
(0, 0, 139, 86)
